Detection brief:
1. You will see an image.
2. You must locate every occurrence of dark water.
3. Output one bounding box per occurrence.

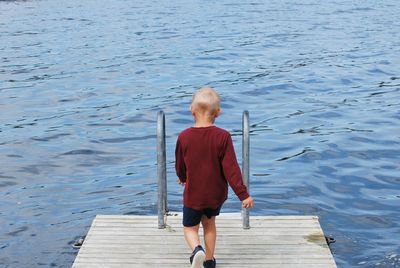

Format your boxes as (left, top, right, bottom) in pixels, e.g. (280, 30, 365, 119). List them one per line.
(1, 0, 400, 267)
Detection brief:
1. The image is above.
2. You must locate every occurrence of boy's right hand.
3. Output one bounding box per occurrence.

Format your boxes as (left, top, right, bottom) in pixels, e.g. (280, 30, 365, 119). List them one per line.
(242, 196, 254, 209)
(177, 178, 185, 186)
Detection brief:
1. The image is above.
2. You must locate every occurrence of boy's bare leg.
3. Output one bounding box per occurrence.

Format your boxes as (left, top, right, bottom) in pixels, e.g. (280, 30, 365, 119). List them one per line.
(201, 215, 216, 260)
(184, 224, 201, 250)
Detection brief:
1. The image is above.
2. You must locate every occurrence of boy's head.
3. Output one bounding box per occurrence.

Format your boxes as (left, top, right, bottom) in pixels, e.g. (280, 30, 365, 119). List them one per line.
(190, 87, 221, 120)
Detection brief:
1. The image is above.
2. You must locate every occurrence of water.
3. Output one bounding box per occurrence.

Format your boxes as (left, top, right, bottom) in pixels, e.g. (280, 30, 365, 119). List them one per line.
(1, 0, 399, 267)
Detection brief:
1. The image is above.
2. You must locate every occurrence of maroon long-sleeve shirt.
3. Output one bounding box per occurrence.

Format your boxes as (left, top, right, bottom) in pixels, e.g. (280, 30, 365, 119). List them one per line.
(175, 125, 249, 210)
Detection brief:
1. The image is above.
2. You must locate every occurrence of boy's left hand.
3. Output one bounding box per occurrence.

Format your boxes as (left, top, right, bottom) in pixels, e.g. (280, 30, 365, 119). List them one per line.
(177, 179, 185, 186)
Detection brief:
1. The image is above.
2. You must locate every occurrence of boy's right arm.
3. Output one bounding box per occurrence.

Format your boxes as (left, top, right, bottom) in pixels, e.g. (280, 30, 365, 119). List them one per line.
(221, 134, 250, 202)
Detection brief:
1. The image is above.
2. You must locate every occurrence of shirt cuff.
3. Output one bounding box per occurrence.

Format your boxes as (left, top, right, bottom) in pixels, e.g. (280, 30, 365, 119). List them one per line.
(238, 191, 250, 201)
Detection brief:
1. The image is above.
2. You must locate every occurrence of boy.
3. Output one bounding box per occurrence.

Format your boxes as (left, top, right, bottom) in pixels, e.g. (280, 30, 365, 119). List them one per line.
(175, 87, 254, 268)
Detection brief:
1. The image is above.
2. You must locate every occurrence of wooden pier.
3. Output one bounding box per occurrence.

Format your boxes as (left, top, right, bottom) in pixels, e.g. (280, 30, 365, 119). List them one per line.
(72, 213, 337, 268)
(73, 112, 337, 267)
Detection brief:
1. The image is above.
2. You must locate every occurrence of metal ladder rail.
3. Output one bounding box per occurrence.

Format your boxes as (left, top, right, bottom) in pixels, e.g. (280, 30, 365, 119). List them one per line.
(157, 110, 250, 229)
(157, 111, 167, 229)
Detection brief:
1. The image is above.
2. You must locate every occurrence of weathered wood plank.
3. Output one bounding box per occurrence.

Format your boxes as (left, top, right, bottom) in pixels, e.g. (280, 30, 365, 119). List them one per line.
(90, 227, 321, 233)
(75, 258, 336, 264)
(96, 214, 319, 220)
(93, 220, 320, 225)
(78, 249, 332, 256)
(73, 265, 330, 268)
(79, 244, 331, 252)
(76, 253, 334, 260)
(72, 214, 337, 268)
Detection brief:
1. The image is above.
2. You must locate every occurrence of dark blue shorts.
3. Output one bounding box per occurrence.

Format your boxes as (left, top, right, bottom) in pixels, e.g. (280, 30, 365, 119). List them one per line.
(183, 206, 222, 227)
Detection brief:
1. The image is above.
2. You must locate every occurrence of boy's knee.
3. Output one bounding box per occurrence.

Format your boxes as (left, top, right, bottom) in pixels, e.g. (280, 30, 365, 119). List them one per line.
(201, 216, 216, 227)
(184, 224, 200, 232)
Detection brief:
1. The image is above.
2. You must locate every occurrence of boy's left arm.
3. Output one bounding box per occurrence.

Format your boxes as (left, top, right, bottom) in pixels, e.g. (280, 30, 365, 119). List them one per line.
(175, 138, 187, 184)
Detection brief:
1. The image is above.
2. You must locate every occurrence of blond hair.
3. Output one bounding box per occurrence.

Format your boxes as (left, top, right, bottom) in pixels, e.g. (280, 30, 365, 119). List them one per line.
(191, 87, 220, 116)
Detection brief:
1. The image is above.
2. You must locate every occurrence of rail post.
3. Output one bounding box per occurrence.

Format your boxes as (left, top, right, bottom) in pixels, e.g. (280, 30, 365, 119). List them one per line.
(242, 111, 250, 229)
(157, 110, 167, 229)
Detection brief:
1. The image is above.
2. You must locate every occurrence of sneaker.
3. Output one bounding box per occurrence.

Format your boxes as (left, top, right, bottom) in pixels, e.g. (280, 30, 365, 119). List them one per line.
(190, 245, 205, 268)
(203, 258, 216, 268)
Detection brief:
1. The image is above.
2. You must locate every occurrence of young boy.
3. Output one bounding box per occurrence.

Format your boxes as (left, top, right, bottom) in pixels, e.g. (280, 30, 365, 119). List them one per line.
(175, 87, 254, 268)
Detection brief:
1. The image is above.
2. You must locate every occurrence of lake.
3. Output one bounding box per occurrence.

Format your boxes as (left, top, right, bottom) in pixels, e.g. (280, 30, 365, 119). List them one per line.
(0, 0, 399, 267)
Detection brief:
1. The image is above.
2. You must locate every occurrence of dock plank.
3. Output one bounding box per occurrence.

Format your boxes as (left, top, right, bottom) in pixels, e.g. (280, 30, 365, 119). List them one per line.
(72, 214, 336, 268)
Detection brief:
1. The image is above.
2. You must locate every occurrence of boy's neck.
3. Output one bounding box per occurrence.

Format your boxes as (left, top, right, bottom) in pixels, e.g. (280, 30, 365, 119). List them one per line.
(193, 116, 215, 128)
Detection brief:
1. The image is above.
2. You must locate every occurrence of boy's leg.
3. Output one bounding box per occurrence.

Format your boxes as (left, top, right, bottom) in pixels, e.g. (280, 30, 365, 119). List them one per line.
(184, 224, 206, 267)
(183, 207, 206, 267)
(201, 215, 217, 260)
(184, 224, 201, 250)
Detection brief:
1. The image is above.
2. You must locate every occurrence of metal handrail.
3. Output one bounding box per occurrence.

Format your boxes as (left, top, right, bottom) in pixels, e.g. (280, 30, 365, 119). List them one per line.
(157, 111, 167, 229)
(156, 110, 250, 229)
(242, 111, 250, 229)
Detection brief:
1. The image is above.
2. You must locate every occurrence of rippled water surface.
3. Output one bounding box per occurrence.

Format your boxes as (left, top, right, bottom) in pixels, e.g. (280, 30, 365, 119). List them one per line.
(1, 0, 400, 267)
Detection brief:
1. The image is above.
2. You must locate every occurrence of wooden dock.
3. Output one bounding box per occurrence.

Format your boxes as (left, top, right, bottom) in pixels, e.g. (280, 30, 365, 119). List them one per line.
(72, 213, 337, 268)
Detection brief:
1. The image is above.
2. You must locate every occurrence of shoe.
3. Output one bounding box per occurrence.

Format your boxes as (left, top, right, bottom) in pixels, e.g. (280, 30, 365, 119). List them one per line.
(190, 245, 205, 268)
(203, 258, 216, 268)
